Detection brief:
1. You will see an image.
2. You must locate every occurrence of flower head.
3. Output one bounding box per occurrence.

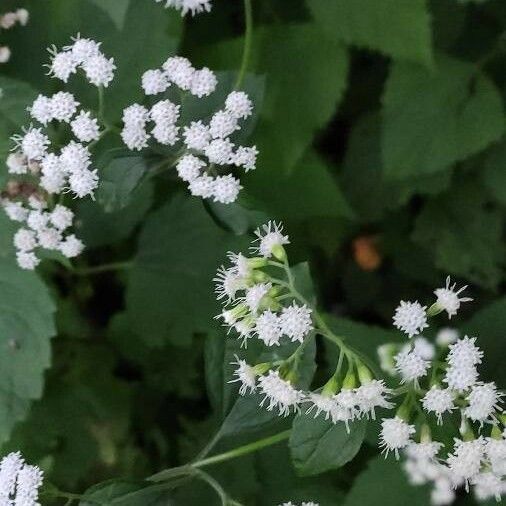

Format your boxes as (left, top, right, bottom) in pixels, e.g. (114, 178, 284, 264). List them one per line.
(258, 370, 303, 417)
(422, 387, 454, 424)
(251, 221, 290, 259)
(379, 417, 415, 459)
(434, 276, 473, 319)
(229, 356, 256, 395)
(393, 301, 428, 338)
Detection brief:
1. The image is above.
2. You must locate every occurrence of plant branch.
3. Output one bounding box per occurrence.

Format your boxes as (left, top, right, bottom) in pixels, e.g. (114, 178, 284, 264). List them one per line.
(235, 0, 253, 89)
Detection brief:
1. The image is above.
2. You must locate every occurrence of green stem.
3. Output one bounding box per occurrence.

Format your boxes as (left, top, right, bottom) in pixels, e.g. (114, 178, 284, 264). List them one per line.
(235, 0, 253, 89)
(73, 260, 133, 276)
(98, 86, 105, 122)
(193, 468, 229, 505)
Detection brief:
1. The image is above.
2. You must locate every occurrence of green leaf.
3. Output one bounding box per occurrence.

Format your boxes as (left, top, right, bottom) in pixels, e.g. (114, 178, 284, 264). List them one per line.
(343, 455, 430, 506)
(0, 76, 38, 128)
(125, 194, 248, 347)
(382, 55, 504, 179)
(307, 0, 433, 66)
(88, 0, 131, 30)
(96, 153, 149, 212)
(412, 178, 504, 289)
(290, 414, 366, 476)
(0, 256, 56, 444)
(483, 139, 506, 204)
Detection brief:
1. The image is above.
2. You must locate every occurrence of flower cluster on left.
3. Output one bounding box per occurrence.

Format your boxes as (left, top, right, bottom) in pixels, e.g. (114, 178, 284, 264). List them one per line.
(0, 452, 43, 506)
(2, 35, 115, 270)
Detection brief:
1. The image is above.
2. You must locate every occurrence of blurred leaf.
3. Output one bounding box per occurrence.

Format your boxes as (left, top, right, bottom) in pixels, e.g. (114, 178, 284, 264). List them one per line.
(0, 257, 56, 444)
(483, 139, 506, 204)
(125, 194, 248, 347)
(343, 455, 430, 506)
(307, 0, 433, 66)
(382, 55, 504, 179)
(290, 414, 367, 476)
(88, 0, 131, 30)
(412, 178, 504, 289)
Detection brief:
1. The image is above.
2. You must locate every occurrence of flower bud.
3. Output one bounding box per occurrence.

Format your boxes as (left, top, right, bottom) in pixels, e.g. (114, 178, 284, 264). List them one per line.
(357, 362, 373, 385)
(271, 243, 287, 262)
(321, 375, 340, 396)
(342, 367, 357, 389)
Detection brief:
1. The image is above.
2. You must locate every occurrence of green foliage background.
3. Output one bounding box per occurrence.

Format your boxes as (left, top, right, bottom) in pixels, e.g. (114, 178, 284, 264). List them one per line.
(0, 0, 505, 504)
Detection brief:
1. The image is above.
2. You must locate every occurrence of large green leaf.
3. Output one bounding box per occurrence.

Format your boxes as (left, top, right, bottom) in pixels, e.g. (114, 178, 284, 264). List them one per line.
(307, 0, 433, 66)
(125, 194, 248, 347)
(343, 455, 430, 506)
(382, 55, 504, 179)
(0, 255, 56, 444)
(88, 0, 131, 30)
(289, 414, 367, 476)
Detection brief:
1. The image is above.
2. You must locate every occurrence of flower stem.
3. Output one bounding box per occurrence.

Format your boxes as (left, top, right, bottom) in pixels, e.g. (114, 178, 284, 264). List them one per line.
(73, 260, 133, 275)
(235, 0, 253, 89)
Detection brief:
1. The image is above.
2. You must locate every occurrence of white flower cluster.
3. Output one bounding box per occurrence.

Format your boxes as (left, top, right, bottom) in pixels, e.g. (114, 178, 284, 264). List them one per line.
(381, 278, 506, 504)
(47, 34, 115, 86)
(3, 36, 111, 269)
(122, 56, 258, 204)
(0, 451, 43, 506)
(0, 8, 29, 64)
(154, 0, 212, 16)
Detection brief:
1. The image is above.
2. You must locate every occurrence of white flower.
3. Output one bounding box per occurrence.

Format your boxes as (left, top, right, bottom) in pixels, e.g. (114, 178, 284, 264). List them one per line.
(412, 336, 435, 361)
(405, 441, 443, 461)
(47, 49, 78, 82)
(204, 138, 234, 165)
(16, 251, 39, 270)
(4, 202, 28, 222)
(150, 100, 180, 124)
(280, 303, 313, 343)
(121, 125, 150, 151)
(37, 227, 62, 250)
(152, 122, 179, 146)
(443, 363, 478, 392)
(67, 36, 101, 64)
(82, 54, 115, 87)
(379, 417, 415, 458)
(209, 110, 239, 139)
(305, 393, 339, 421)
(232, 145, 258, 171)
(50, 205, 74, 230)
(176, 155, 205, 183)
(0, 46, 11, 63)
(59, 234, 84, 258)
(0, 452, 24, 499)
(434, 276, 473, 319)
(355, 380, 393, 419)
(15, 8, 29, 26)
(157, 0, 212, 17)
(14, 127, 49, 161)
(431, 478, 456, 505)
(472, 472, 504, 502)
(229, 356, 256, 395)
(258, 370, 303, 416)
(244, 283, 271, 314)
(422, 386, 454, 424)
(188, 175, 214, 199)
(334, 388, 359, 421)
(251, 221, 290, 258)
(436, 327, 459, 347)
(213, 266, 246, 302)
(212, 174, 242, 204)
(227, 251, 252, 278)
(394, 349, 430, 384)
(26, 210, 48, 231)
(68, 168, 99, 198)
(485, 438, 506, 475)
(6, 152, 27, 175)
(163, 56, 194, 90)
(13, 228, 37, 252)
(190, 67, 217, 97)
(40, 154, 66, 194)
(142, 69, 170, 95)
(393, 300, 428, 338)
(29, 95, 53, 125)
(50, 91, 79, 122)
(27, 195, 46, 211)
(123, 104, 150, 127)
(377, 343, 397, 376)
(183, 121, 211, 151)
(59, 141, 91, 174)
(71, 110, 100, 142)
(464, 382, 502, 424)
(447, 438, 485, 488)
(446, 336, 483, 368)
(225, 91, 253, 120)
(14, 463, 43, 506)
(254, 310, 282, 346)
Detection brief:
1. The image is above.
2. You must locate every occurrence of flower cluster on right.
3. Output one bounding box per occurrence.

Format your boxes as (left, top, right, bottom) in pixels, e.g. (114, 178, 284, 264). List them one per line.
(379, 278, 505, 504)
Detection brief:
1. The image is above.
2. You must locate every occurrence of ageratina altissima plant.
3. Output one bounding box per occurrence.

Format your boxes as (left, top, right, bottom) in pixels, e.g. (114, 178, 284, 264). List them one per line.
(120, 55, 257, 205)
(2, 35, 116, 269)
(0, 8, 29, 64)
(217, 224, 506, 504)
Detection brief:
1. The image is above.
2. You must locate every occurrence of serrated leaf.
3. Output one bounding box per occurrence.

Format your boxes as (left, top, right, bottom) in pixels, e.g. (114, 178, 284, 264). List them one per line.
(307, 0, 433, 66)
(343, 455, 430, 506)
(289, 414, 366, 476)
(412, 178, 504, 289)
(0, 257, 56, 443)
(382, 55, 504, 179)
(125, 194, 248, 347)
